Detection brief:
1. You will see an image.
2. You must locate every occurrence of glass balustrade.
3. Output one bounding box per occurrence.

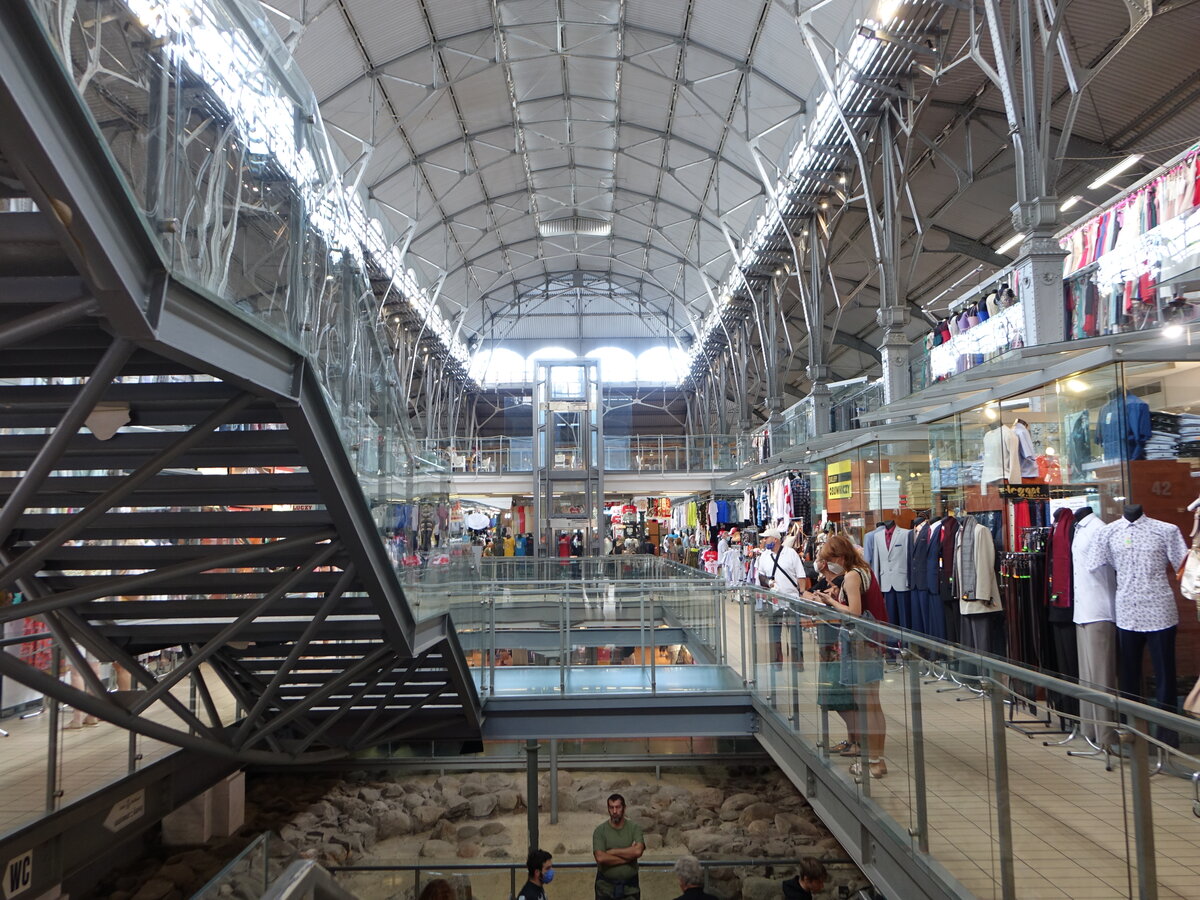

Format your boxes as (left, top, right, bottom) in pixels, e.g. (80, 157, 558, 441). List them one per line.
(422, 434, 739, 475)
(441, 575, 1200, 900)
(24, 0, 442, 552)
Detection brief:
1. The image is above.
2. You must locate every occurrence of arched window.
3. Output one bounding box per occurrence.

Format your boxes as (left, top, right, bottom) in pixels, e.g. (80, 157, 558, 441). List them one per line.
(636, 346, 689, 384)
(525, 346, 576, 380)
(469, 347, 526, 384)
(585, 346, 637, 383)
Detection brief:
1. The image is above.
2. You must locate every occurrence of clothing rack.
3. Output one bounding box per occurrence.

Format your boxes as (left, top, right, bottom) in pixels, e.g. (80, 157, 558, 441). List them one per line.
(999, 547, 1068, 737)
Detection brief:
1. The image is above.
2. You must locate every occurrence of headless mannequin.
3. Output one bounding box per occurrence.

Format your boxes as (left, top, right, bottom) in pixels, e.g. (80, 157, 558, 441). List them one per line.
(908, 513, 940, 639)
(1072, 504, 1118, 747)
(1091, 501, 1186, 747)
(873, 517, 910, 629)
(939, 512, 962, 644)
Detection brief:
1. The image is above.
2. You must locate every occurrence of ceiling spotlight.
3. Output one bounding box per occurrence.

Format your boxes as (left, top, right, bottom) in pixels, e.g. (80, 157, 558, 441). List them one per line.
(1163, 322, 1185, 339)
(1087, 155, 1143, 191)
(775, 268, 784, 275)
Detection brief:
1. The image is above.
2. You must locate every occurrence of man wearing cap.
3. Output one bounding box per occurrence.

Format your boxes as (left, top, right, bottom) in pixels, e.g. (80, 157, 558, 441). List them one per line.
(759, 529, 806, 600)
(759, 528, 807, 663)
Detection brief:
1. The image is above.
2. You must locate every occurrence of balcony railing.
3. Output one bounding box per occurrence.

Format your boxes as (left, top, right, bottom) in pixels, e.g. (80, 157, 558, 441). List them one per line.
(422, 434, 741, 475)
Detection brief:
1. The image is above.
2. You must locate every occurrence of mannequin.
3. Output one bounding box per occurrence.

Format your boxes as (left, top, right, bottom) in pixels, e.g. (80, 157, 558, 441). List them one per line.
(863, 521, 886, 569)
(956, 514, 1004, 655)
(1012, 418, 1038, 479)
(1072, 506, 1118, 747)
(909, 513, 944, 640)
(870, 517, 911, 629)
(937, 513, 962, 644)
(1086, 503, 1188, 745)
(981, 421, 1021, 484)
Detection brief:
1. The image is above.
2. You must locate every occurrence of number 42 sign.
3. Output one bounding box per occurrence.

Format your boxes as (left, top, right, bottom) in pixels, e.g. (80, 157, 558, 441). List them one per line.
(3, 850, 32, 899)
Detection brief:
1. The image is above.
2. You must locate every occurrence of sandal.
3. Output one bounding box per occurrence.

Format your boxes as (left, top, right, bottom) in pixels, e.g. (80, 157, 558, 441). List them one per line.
(849, 759, 888, 779)
(829, 740, 852, 754)
(837, 742, 862, 757)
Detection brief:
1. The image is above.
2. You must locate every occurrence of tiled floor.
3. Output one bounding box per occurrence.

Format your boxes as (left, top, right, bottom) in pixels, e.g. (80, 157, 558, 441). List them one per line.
(0, 666, 235, 837)
(4, 602, 1198, 900)
(727, 600, 1200, 900)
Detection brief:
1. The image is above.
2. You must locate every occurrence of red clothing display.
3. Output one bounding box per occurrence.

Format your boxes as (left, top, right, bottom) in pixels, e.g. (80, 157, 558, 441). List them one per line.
(1048, 507, 1075, 611)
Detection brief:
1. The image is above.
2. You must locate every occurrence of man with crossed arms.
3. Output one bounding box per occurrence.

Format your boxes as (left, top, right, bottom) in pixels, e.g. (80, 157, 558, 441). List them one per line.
(593, 793, 644, 900)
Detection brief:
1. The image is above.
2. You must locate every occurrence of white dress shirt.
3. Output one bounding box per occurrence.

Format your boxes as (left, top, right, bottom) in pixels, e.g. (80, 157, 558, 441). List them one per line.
(1085, 515, 1188, 632)
(1071, 514, 1117, 624)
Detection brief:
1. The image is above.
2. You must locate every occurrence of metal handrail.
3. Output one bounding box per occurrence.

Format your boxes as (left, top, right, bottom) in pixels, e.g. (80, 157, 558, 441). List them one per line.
(261, 860, 357, 900)
(740, 583, 1200, 742)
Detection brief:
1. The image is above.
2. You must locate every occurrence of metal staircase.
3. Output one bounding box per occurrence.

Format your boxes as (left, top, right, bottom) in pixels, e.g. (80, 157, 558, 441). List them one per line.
(0, 2, 480, 763)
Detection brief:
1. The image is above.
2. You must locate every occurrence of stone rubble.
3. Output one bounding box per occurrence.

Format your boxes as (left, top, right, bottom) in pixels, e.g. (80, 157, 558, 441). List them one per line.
(90, 767, 870, 900)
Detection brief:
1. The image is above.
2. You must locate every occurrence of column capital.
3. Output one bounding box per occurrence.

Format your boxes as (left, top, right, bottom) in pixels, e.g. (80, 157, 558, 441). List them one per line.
(1010, 198, 1060, 234)
(806, 364, 833, 383)
(876, 305, 911, 331)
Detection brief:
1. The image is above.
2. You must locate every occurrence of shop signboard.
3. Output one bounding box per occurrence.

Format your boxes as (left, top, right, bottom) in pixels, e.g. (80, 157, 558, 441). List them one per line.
(827, 460, 853, 500)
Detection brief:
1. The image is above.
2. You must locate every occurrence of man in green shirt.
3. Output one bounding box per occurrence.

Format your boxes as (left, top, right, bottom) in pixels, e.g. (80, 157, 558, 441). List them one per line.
(592, 793, 645, 900)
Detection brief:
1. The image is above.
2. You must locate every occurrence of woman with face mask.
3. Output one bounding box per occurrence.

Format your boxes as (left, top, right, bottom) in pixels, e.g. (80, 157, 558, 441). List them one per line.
(806, 534, 889, 779)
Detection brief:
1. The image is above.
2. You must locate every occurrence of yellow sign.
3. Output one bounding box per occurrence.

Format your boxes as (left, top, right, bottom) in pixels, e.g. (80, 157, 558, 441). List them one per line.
(827, 459, 853, 500)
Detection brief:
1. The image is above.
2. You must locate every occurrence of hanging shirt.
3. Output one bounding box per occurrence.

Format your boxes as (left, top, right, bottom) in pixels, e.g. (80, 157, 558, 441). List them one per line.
(981, 424, 1021, 484)
(1085, 515, 1188, 632)
(1096, 394, 1152, 461)
(1012, 422, 1038, 479)
(1071, 514, 1116, 625)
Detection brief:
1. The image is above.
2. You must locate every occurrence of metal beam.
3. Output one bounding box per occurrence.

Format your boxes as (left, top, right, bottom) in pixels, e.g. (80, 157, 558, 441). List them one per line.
(0, 2, 156, 338)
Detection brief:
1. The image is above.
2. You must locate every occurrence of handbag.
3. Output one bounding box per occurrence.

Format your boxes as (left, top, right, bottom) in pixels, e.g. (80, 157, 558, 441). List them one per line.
(1181, 531, 1200, 606)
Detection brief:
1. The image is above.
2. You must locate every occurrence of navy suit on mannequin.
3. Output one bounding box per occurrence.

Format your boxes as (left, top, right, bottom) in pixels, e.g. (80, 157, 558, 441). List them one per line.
(910, 517, 944, 639)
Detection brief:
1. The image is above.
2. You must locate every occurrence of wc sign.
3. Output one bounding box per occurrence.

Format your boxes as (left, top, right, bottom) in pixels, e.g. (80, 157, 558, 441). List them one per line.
(3, 849, 32, 899)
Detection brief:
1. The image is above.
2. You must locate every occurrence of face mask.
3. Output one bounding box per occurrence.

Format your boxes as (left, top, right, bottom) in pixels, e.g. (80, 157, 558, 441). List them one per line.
(826, 562, 845, 575)
(543, 869, 555, 884)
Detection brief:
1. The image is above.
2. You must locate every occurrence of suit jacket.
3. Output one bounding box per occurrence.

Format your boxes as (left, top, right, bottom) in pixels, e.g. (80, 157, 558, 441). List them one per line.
(955, 521, 1003, 614)
(937, 517, 960, 604)
(910, 520, 939, 592)
(871, 526, 911, 592)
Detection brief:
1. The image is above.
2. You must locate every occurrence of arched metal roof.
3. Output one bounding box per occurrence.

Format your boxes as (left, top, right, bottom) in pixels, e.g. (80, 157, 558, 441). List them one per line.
(269, 0, 871, 349)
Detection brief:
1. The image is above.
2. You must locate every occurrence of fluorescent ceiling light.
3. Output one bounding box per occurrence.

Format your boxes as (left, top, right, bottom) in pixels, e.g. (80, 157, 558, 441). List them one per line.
(994, 233, 1024, 254)
(1087, 154, 1143, 191)
(1060, 195, 1082, 212)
